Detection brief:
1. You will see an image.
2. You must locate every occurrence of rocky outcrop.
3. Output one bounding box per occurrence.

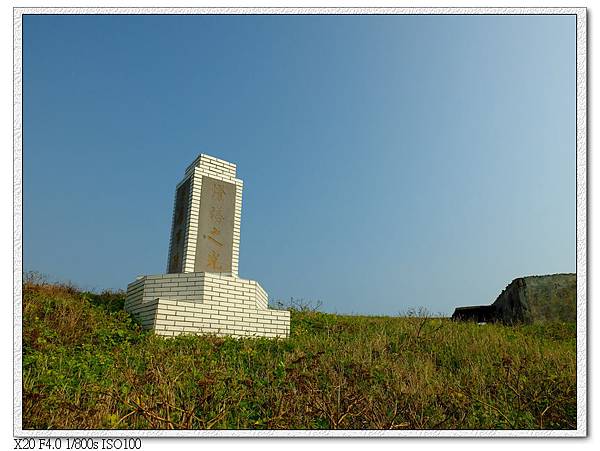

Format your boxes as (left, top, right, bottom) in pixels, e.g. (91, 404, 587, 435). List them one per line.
(452, 273, 576, 324)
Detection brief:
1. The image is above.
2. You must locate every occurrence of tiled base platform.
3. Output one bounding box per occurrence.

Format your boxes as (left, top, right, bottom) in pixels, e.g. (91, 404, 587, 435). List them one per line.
(125, 272, 290, 338)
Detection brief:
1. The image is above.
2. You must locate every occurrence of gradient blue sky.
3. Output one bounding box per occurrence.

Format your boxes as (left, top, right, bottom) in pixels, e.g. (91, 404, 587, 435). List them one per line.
(23, 14, 576, 315)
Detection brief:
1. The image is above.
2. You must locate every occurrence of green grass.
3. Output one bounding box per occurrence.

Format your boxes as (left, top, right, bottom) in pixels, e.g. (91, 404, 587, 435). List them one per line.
(22, 282, 577, 430)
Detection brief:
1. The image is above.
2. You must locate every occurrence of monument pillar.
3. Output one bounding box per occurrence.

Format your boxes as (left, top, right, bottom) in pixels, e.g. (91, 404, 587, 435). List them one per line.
(125, 153, 290, 339)
(167, 154, 242, 276)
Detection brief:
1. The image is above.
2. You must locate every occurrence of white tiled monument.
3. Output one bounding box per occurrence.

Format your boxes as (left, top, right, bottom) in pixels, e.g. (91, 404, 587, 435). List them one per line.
(125, 154, 290, 338)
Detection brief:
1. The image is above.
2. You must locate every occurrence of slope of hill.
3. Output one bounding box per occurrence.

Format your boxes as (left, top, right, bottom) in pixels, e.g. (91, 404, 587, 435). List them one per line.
(22, 282, 576, 430)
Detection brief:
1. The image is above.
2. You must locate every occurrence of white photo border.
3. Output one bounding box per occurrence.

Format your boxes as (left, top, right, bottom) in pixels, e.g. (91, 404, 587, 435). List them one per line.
(13, 6, 587, 438)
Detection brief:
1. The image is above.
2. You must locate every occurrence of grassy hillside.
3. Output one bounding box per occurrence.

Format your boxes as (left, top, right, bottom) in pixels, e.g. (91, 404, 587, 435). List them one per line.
(22, 282, 577, 430)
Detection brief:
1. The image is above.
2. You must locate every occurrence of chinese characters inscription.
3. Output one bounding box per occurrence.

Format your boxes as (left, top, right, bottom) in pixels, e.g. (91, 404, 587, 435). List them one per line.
(194, 176, 235, 273)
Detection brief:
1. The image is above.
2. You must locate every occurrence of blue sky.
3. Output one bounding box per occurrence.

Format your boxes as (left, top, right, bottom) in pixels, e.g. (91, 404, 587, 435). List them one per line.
(23, 14, 576, 315)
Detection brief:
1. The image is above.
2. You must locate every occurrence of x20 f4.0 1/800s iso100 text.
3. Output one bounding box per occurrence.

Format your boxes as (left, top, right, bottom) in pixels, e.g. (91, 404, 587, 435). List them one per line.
(14, 439, 143, 451)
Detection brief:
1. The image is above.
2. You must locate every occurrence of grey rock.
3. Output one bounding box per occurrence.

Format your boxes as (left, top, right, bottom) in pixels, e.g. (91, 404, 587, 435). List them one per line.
(452, 273, 576, 324)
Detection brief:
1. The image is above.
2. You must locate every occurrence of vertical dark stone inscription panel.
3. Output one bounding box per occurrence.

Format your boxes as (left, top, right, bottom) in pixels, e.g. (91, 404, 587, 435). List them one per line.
(194, 176, 236, 273)
(167, 178, 191, 273)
